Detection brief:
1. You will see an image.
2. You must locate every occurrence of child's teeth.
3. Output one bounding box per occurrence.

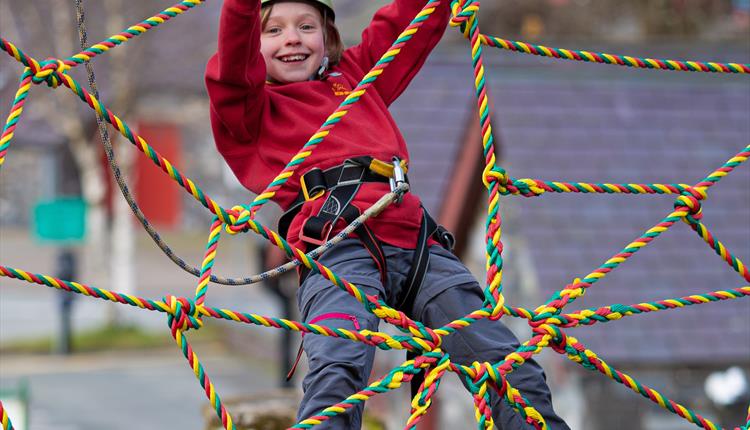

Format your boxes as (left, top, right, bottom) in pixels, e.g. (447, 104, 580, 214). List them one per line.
(283, 55, 305, 62)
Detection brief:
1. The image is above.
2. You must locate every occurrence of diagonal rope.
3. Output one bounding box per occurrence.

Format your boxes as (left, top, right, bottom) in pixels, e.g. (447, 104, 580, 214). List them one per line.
(0, 401, 15, 430)
(72, 0, 277, 285)
(0, 0, 749, 428)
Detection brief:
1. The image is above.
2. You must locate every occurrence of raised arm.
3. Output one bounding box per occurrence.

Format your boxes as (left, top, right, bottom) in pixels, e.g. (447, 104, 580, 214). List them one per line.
(346, 0, 451, 105)
(204, 0, 267, 144)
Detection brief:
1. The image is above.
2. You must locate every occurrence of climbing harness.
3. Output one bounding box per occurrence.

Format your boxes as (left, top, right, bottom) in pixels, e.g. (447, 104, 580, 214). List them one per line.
(2, 0, 750, 429)
(279, 155, 454, 288)
(282, 155, 455, 381)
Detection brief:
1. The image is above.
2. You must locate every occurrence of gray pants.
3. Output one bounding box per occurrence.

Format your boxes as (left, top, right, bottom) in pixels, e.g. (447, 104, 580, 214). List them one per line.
(297, 239, 569, 429)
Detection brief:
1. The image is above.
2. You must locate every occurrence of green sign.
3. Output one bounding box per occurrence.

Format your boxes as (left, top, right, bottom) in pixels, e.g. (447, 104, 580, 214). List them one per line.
(33, 197, 86, 242)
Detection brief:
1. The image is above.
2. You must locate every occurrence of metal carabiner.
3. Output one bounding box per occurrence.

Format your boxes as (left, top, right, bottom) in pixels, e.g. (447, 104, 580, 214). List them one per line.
(389, 157, 406, 203)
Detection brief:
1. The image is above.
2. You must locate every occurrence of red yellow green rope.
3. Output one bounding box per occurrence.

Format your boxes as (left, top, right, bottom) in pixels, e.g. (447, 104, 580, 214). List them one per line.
(555, 333, 720, 429)
(0, 262, 438, 353)
(477, 34, 750, 74)
(0, 71, 32, 168)
(553, 286, 750, 328)
(64, 0, 205, 67)
(1, 0, 749, 428)
(0, 401, 14, 430)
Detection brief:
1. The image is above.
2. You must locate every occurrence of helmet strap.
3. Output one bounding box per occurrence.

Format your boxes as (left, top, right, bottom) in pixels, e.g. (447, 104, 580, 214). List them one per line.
(317, 56, 329, 79)
(316, 7, 329, 79)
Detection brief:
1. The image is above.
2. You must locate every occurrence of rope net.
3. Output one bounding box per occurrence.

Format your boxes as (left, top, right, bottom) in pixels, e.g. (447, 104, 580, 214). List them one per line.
(1, 1, 749, 429)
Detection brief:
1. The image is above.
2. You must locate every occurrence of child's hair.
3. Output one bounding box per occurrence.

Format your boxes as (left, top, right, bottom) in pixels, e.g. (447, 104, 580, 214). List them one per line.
(261, 0, 344, 69)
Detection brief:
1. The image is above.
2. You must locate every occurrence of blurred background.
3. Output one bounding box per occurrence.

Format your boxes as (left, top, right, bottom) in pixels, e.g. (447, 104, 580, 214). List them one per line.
(0, 0, 748, 429)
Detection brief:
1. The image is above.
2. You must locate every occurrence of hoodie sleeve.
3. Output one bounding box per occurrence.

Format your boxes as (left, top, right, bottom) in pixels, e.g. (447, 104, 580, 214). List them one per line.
(345, 0, 450, 105)
(204, 0, 268, 148)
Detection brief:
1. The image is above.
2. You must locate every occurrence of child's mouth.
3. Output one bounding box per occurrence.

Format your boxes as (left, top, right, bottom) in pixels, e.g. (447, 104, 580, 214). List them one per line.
(279, 54, 309, 63)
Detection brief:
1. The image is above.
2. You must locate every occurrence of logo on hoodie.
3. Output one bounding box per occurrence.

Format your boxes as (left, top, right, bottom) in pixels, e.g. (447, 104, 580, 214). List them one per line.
(331, 82, 351, 96)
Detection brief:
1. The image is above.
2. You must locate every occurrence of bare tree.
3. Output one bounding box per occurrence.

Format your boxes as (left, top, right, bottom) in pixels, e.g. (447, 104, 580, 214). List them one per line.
(4, 0, 155, 325)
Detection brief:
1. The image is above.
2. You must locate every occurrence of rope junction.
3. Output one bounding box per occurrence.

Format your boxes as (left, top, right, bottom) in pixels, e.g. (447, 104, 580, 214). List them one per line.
(1, 0, 749, 429)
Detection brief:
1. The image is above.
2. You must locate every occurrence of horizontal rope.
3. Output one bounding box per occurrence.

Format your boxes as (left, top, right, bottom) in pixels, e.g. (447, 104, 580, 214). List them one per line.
(1, 0, 748, 428)
(479, 34, 750, 74)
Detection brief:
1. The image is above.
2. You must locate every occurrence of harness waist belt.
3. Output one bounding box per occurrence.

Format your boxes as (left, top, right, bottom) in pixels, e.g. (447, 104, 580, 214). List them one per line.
(278, 157, 407, 242)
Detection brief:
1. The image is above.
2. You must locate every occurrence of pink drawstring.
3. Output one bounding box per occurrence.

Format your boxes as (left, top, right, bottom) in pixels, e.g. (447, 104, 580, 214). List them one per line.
(286, 312, 361, 380)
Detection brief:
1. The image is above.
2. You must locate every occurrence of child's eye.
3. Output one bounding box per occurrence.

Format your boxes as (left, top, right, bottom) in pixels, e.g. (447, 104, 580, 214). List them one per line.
(300, 24, 317, 31)
(265, 27, 282, 35)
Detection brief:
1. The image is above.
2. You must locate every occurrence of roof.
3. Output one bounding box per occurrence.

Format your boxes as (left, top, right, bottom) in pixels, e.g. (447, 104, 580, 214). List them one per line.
(394, 43, 750, 366)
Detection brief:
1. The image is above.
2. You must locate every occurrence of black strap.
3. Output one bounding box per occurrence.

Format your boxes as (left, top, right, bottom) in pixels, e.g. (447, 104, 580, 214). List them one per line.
(278, 157, 392, 240)
(396, 210, 433, 311)
(401, 208, 455, 399)
(298, 205, 388, 288)
(300, 182, 361, 244)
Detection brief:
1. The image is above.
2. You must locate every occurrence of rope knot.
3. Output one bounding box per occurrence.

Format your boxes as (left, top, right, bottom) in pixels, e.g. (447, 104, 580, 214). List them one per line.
(225, 205, 252, 234)
(532, 323, 564, 345)
(514, 178, 546, 197)
(32, 58, 69, 88)
(465, 361, 490, 392)
(542, 324, 570, 354)
(164, 295, 203, 332)
(450, 0, 480, 28)
(674, 193, 703, 222)
(471, 361, 502, 386)
(482, 165, 508, 190)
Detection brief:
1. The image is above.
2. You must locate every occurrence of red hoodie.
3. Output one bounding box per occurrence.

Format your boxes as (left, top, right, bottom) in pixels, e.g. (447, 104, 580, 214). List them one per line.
(205, 0, 449, 250)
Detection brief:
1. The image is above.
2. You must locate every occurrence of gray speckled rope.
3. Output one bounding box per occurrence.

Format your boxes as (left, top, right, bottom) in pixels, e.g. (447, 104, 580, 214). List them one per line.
(74, 0, 254, 285)
(72, 0, 406, 286)
(252, 184, 408, 281)
(72, 1, 406, 286)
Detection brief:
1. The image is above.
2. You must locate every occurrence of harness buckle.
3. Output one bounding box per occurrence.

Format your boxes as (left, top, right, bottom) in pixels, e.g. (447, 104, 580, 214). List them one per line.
(436, 226, 456, 252)
(336, 161, 366, 186)
(389, 157, 406, 203)
(301, 170, 326, 202)
(299, 220, 332, 246)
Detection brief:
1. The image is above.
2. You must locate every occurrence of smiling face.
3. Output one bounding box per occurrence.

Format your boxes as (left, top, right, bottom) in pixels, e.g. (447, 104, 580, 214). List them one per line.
(260, 2, 326, 84)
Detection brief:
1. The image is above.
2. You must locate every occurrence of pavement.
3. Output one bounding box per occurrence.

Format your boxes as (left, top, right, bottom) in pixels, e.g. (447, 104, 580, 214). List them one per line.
(0, 226, 463, 430)
(1, 345, 276, 430)
(0, 227, 285, 430)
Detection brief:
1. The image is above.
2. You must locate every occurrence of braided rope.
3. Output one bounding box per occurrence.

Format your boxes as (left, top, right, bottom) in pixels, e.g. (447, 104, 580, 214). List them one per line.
(291, 351, 446, 429)
(449, 0, 509, 325)
(64, 0, 205, 68)
(0, 0, 749, 428)
(0, 263, 440, 353)
(477, 34, 750, 74)
(0, 71, 32, 168)
(549, 286, 750, 328)
(555, 334, 719, 429)
(467, 361, 496, 430)
(405, 354, 451, 429)
(0, 401, 14, 430)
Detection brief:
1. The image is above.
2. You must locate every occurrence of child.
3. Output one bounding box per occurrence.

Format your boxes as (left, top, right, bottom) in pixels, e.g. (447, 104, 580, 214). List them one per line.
(205, 0, 570, 428)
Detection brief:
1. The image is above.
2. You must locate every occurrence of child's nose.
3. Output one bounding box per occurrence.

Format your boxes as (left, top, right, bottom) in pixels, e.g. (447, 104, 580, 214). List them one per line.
(285, 30, 302, 45)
